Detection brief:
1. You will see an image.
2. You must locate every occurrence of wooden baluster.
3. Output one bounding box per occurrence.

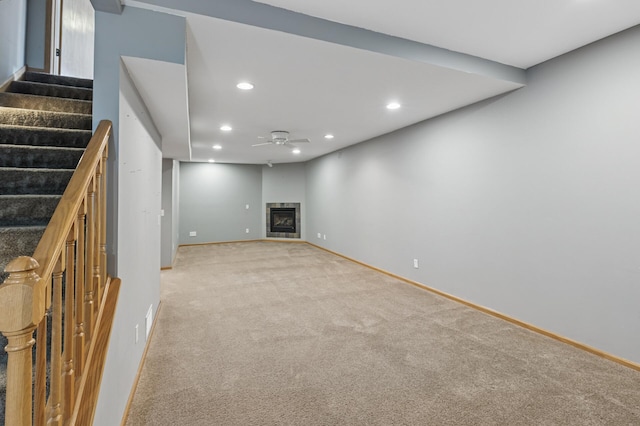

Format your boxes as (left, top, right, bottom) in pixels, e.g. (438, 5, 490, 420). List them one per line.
(34, 308, 48, 425)
(100, 148, 108, 294)
(75, 202, 87, 376)
(63, 222, 78, 420)
(47, 255, 65, 426)
(93, 160, 103, 309)
(85, 176, 96, 340)
(0, 257, 46, 426)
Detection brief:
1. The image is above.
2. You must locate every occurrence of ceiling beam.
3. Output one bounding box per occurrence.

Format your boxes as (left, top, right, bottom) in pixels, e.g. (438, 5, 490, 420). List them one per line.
(91, 0, 123, 14)
(126, 0, 526, 85)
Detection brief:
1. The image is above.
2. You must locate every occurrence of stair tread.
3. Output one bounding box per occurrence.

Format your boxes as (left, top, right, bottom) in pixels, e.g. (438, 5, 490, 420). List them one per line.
(0, 224, 47, 230)
(0, 166, 76, 172)
(0, 194, 62, 199)
(24, 71, 93, 89)
(8, 80, 93, 101)
(0, 143, 85, 152)
(0, 106, 92, 130)
(0, 92, 92, 114)
(0, 125, 91, 148)
(10, 80, 93, 92)
(0, 106, 91, 118)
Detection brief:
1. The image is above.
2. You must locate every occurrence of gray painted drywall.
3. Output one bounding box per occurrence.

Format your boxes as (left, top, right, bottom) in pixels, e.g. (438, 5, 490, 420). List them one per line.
(0, 0, 27, 83)
(161, 159, 180, 267)
(179, 162, 262, 244)
(92, 7, 185, 426)
(261, 162, 307, 239)
(26, 0, 46, 70)
(306, 25, 640, 364)
(93, 62, 163, 426)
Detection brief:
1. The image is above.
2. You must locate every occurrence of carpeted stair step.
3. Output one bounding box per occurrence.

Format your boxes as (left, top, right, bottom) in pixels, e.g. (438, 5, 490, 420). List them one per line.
(0, 167, 73, 195)
(24, 71, 93, 89)
(0, 92, 92, 115)
(0, 195, 60, 227)
(0, 144, 84, 169)
(0, 124, 91, 148)
(0, 225, 46, 281)
(0, 107, 91, 130)
(8, 80, 92, 101)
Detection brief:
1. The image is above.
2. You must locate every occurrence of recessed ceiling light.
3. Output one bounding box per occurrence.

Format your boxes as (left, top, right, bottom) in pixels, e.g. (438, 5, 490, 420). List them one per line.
(213, 144, 222, 150)
(292, 148, 301, 155)
(220, 125, 232, 131)
(386, 102, 401, 110)
(236, 82, 254, 90)
(324, 134, 334, 139)
(208, 159, 215, 163)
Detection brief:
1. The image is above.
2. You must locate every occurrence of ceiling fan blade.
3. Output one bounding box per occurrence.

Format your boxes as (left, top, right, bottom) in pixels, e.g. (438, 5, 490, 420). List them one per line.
(288, 138, 310, 143)
(251, 142, 274, 147)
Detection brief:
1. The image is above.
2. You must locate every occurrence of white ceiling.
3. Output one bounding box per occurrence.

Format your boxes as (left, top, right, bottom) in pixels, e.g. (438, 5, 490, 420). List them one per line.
(121, 0, 640, 165)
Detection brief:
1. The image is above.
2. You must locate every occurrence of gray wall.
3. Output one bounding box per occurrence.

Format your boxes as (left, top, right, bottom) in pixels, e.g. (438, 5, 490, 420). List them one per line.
(93, 62, 164, 426)
(177, 162, 308, 243)
(179, 162, 262, 244)
(261, 162, 306, 239)
(93, 7, 186, 426)
(306, 25, 640, 364)
(26, 0, 46, 70)
(0, 0, 27, 84)
(161, 159, 180, 267)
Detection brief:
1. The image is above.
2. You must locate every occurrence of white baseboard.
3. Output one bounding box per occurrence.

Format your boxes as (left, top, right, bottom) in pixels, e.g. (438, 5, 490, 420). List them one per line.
(0, 66, 27, 92)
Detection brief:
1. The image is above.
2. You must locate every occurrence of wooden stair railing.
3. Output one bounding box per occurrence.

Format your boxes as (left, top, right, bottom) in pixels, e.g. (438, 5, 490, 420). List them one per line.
(0, 120, 121, 426)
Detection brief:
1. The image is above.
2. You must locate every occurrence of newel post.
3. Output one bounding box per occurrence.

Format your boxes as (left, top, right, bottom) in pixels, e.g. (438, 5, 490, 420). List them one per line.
(0, 257, 46, 426)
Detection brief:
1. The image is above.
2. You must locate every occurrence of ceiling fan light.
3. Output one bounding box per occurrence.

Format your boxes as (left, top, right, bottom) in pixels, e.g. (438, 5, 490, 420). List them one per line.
(324, 134, 334, 139)
(386, 102, 401, 110)
(292, 148, 301, 154)
(220, 125, 232, 131)
(236, 82, 254, 90)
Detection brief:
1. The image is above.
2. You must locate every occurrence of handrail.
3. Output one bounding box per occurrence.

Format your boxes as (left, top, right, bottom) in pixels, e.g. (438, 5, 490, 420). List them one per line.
(0, 119, 120, 426)
(32, 120, 111, 282)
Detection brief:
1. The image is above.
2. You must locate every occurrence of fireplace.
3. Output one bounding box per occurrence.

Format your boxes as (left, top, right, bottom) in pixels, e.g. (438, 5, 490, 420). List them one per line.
(266, 202, 300, 238)
(270, 208, 296, 233)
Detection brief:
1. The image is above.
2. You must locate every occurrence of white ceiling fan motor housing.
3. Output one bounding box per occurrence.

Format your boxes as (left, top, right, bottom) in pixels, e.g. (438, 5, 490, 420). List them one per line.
(271, 130, 290, 145)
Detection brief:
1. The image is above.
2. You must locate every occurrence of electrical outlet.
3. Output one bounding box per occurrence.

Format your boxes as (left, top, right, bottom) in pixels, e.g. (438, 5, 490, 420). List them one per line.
(317, 233, 321, 239)
(135, 324, 139, 343)
(245, 228, 250, 233)
(323, 234, 326, 240)
(245, 204, 250, 210)
(413, 259, 419, 269)
(189, 231, 196, 237)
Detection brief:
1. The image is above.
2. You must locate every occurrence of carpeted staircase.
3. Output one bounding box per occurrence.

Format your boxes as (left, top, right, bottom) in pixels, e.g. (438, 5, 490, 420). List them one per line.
(0, 71, 93, 423)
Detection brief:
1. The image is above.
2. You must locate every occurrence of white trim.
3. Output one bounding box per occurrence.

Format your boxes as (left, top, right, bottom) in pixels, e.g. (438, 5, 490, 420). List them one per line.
(0, 66, 27, 92)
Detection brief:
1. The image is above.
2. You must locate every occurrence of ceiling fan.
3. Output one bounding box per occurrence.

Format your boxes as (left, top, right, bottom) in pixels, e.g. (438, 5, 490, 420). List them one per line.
(252, 130, 310, 147)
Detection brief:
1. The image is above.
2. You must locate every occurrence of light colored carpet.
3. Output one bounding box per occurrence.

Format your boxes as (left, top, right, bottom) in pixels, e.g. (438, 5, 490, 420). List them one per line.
(125, 241, 640, 425)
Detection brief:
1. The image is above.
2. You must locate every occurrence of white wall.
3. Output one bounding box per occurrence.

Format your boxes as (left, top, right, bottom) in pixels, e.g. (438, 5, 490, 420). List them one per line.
(262, 162, 306, 239)
(306, 25, 640, 364)
(179, 162, 262, 244)
(0, 0, 27, 84)
(60, 0, 95, 78)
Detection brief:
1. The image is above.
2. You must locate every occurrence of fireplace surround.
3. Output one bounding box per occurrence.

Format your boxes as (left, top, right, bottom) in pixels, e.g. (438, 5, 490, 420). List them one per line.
(266, 202, 300, 238)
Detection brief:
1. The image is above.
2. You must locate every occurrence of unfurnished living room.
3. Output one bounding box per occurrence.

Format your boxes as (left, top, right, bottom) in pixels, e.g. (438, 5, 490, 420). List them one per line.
(1, 0, 640, 425)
